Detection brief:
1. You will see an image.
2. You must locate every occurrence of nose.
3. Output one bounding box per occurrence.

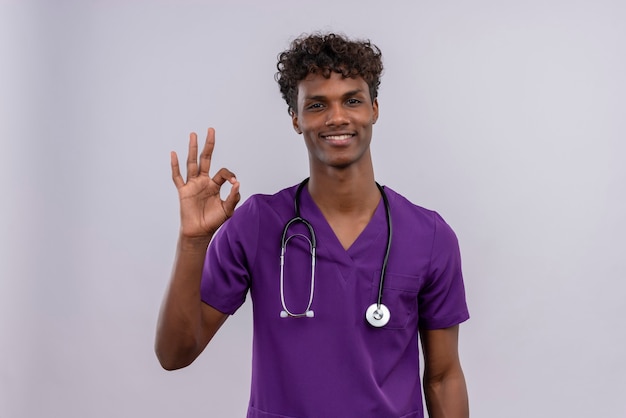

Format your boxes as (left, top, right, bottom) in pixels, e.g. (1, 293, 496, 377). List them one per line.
(325, 103, 349, 127)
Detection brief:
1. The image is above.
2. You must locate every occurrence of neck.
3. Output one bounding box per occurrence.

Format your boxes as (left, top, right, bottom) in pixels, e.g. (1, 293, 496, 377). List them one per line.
(307, 167, 380, 216)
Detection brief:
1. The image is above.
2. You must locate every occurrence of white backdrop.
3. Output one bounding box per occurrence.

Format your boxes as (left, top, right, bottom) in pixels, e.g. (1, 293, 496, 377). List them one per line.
(2, 0, 625, 417)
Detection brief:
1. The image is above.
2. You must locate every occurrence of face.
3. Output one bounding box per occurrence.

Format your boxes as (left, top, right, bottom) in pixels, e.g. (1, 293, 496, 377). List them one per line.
(291, 71, 379, 172)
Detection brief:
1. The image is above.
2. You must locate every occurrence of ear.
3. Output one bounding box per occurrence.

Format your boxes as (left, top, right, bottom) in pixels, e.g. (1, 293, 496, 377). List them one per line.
(291, 110, 302, 134)
(372, 98, 379, 124)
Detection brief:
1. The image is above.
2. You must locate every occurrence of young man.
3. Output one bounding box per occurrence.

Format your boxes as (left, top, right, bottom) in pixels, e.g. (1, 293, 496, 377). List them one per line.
(156, 33, 470, 418)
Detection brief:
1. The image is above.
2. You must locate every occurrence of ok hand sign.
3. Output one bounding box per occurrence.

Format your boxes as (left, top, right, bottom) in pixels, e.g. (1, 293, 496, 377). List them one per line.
(171, 128, 241, 238)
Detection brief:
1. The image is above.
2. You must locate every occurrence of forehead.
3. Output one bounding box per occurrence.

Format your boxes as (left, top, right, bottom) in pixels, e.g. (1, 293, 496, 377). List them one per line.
(296, 71, 370, 101)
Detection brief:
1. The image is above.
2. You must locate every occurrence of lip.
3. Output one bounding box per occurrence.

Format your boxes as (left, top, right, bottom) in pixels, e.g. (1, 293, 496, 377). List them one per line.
(320, 132, 356, 145)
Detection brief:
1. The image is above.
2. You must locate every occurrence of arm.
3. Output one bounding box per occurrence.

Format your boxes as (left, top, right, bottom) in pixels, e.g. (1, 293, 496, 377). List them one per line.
(155, 128, 240, 370)
(420, 325, 469, 418)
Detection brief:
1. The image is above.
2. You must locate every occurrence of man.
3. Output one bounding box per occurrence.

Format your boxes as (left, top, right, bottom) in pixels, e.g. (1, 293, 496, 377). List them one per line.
(156, 33, 470, 418)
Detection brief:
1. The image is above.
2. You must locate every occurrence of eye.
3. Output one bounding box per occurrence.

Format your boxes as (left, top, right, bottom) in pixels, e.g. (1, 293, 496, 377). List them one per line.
(306, 102, 324, 111)
(346, 98, 362, 106)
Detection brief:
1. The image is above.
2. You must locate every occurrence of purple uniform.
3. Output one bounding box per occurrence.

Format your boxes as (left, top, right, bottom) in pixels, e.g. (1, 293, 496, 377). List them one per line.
(201, 184, 469, 418)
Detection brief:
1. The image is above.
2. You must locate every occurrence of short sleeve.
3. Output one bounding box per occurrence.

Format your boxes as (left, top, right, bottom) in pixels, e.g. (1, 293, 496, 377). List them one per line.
(200, 197, 260, 315)
(418, 212, 470, 329)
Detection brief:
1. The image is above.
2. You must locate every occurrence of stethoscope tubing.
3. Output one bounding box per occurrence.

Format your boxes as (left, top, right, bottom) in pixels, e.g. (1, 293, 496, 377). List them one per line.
(279, 178, 392, 326)
(279, 218, 316, 318)
(375, 182, 392, 309)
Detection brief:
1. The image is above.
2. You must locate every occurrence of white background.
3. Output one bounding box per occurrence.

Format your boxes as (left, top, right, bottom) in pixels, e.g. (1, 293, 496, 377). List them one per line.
(2, 0, 625, 417)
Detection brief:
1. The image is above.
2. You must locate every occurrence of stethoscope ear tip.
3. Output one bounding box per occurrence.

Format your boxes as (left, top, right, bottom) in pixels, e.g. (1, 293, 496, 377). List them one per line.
(280, 310, 315, 318)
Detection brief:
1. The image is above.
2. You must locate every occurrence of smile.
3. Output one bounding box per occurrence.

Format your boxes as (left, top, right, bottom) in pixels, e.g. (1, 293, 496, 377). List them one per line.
(320, 133, 356, 144)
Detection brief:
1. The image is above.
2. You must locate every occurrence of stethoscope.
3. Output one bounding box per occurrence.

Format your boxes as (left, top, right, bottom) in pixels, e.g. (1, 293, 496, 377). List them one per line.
(279, 178, 393, 328)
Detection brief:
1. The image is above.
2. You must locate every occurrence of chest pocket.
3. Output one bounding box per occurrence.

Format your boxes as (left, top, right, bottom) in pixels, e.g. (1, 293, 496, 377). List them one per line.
(371, 272, 423, 330)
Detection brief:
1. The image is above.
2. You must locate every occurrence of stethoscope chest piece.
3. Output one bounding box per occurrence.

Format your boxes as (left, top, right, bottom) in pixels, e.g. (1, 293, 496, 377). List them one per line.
(365, 303, 390, 328)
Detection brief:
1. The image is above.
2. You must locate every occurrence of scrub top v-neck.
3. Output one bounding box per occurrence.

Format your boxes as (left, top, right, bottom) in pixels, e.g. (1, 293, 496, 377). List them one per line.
(297, 184, 388, 286)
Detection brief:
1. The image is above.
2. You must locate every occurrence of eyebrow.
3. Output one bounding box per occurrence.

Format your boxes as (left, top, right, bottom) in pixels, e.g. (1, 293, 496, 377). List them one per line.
(304, 89, 367, 101)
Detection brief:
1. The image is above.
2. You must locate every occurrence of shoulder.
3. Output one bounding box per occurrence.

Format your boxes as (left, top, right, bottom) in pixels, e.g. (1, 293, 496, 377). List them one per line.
(383, 186, 433, 216)
(236, 184, 297, 214)
(209, 184, 300, 257)
(383, 187, 450, 226)
(223, 183, 299, 229)
(383, 186, 459, 245)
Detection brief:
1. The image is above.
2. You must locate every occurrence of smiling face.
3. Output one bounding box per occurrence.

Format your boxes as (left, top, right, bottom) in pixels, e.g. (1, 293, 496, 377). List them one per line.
(291, 71, 379, 173)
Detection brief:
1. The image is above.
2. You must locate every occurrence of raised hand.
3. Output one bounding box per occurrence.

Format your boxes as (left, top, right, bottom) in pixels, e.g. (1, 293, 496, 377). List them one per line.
(171, 128, 241, 238)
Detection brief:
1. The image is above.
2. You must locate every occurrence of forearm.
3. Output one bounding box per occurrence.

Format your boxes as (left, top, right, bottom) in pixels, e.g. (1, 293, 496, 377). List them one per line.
(155, 234, 212, 370)
(423, 370, 469, 418)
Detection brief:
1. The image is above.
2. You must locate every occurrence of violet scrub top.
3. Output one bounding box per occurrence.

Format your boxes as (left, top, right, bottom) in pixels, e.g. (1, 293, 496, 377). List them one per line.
(201, 184, 469, 418)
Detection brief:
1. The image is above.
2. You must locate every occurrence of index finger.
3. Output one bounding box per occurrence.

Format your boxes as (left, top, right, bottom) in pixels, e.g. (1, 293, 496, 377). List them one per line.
(198, 127, 216, 176)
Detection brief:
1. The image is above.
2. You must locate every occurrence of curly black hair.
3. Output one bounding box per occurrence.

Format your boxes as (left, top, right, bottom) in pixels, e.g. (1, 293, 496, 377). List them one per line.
(275, 33, 383, 115)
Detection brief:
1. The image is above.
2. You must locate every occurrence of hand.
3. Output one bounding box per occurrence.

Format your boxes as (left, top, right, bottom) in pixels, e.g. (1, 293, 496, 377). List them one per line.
(171, 128, 241, 238)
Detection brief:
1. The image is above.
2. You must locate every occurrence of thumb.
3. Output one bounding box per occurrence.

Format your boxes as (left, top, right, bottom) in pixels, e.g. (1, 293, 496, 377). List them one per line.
(222, 178, 241, 218)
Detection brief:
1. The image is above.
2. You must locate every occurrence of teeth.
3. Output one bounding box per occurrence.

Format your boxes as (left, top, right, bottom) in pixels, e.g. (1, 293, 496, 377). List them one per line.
(325, 134, 352, 140)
